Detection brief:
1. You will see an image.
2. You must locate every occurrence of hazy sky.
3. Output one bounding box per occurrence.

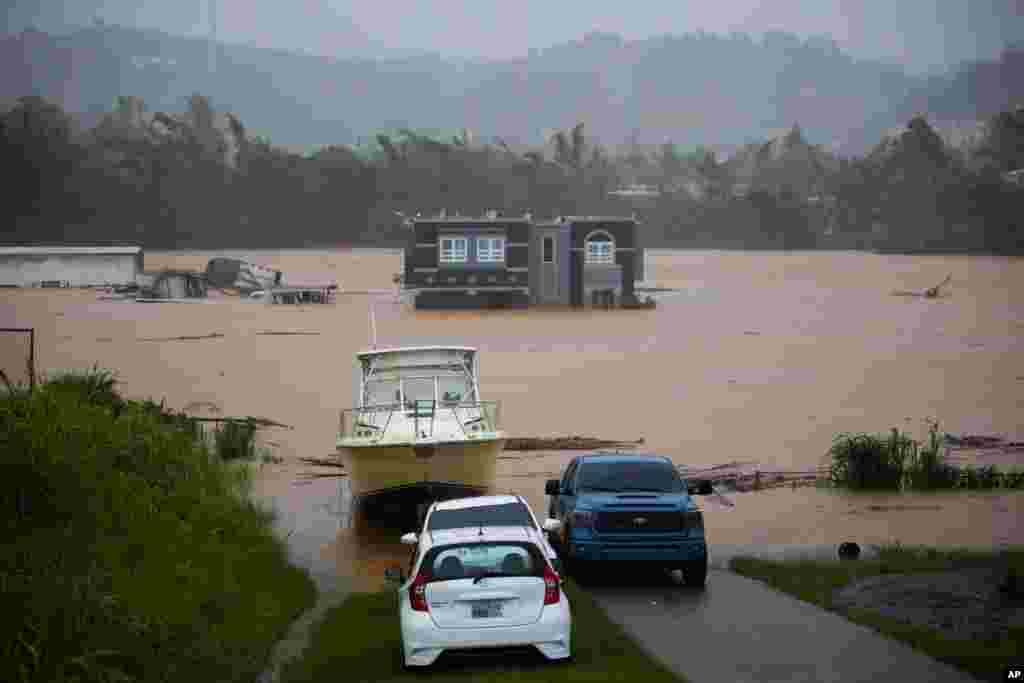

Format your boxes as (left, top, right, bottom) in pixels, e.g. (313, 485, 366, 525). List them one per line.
(6, 1, 1024, 73)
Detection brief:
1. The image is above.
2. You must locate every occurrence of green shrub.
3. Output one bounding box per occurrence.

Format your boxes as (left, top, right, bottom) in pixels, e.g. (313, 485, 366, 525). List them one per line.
(827, 421, 1024, 491)
(0, 371, 316, 683)
(213, 420, 257, 461)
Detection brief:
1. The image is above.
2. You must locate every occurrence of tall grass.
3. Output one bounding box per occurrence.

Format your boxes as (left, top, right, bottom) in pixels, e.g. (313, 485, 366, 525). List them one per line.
(0, 369, 316, 683)
(827, 421, 1024, 491)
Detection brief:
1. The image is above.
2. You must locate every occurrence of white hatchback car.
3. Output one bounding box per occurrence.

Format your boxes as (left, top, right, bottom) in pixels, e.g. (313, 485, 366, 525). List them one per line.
(385, 524, 572, 668)
(411, 495, 564, 573)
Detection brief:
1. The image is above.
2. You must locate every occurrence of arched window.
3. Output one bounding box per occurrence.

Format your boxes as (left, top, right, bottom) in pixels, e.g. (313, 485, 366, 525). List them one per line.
(584, 230, 615, 264)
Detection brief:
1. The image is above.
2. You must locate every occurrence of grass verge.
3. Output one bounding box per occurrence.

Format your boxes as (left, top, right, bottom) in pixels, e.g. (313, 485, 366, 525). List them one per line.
(280, 581, 685, 683)
(1, 369, 317, 683)
(731, 544, 1024, 682)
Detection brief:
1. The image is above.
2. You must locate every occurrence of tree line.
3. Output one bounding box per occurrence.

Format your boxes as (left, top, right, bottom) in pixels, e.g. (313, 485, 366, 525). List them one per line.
(2, 94, 1022, 253)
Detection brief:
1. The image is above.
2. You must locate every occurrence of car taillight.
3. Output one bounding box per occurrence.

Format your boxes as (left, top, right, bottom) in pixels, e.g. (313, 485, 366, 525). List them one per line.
(682, 510, 704, 530)
(409, 570, 430, 612)
(570, 509, 596, 529)
(543, 563, 560, 605)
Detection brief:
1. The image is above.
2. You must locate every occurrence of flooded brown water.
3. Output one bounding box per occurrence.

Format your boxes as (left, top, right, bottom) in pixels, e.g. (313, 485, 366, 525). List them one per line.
(3, 248, 1023, 590)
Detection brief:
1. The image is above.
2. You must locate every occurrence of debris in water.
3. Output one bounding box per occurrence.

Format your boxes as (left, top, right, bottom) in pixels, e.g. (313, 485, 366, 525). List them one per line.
(891, 273, 952, 299)
(188, 415, 294, 430)
(139, 333, 224, 342)
(184, 400, 222, 414)
(945, 434, 1014, 449)
(504, 436, 645, 451)
(298, 457, 345, 469)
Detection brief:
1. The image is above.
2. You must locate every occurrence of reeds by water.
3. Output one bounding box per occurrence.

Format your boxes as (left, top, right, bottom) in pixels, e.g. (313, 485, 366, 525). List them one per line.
(827, 421, 1024, 491)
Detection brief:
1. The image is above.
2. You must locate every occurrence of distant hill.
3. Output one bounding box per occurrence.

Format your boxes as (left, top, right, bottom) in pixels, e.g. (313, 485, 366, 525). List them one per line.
(2, 25, 1022, 156)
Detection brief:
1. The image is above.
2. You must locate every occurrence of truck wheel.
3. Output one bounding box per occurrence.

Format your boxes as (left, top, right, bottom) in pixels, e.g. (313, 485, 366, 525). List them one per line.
(565, 557, 588, 583)
(682, 557, 707, 588)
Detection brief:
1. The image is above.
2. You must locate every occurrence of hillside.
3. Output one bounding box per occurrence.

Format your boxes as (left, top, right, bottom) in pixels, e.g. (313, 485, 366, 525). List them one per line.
(8, 24, 1019, 155)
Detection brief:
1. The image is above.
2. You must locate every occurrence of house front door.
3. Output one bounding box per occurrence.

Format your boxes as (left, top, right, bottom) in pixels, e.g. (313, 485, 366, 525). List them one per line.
(536, 229, 560, 304)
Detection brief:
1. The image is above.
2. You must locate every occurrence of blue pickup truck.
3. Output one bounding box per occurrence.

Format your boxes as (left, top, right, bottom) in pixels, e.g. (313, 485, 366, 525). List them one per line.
(545, 453, 711, 587)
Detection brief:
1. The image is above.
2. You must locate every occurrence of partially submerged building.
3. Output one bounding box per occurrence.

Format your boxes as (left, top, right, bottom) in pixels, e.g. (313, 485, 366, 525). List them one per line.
(0, 246, 143, 287)
(137, 270, 207, 300)
(402, 214, 642, 309)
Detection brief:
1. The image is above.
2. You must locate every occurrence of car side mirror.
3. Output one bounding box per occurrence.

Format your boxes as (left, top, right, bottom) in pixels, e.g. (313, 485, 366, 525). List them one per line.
(545, 479, 561, 496)
(688, 480, 714, 495)
(384, 566, 406, 584)
(400, 532, 418, 545)
(542, 518, 562, 533)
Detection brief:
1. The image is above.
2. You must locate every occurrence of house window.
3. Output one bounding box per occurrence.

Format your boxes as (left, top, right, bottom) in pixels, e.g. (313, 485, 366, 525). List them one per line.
(477, 237, 505, 263)
(542, 236, 555, 264)
(584, 230, 615, 264)
(439, 237, 467, 264)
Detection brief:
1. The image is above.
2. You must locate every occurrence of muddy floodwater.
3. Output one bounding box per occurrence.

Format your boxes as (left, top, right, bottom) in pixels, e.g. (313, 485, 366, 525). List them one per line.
(3, 248, 1023, 591)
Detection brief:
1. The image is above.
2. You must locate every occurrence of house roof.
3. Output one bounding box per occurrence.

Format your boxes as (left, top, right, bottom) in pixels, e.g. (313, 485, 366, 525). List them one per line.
(0, 246, 143, 256)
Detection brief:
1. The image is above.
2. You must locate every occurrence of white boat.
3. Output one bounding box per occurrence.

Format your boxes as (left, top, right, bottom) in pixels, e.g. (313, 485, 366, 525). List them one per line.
(337, 346, 505, 507)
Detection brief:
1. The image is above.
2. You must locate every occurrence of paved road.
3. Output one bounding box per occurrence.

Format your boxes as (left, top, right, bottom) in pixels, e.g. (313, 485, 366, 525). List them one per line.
(584, 546, 975, 683)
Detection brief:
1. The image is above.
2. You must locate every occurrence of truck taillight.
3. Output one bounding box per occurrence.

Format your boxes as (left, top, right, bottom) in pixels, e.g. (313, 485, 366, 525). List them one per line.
(543, 563, 561, 605)
(409, 570, 430, 612)
(570, 510, 596, 529)
(682, 510, 704, 530)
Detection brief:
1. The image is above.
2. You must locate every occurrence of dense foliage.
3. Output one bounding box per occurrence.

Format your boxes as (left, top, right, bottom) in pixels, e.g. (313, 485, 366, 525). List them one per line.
(826, 423, 1024, 491)
(0, 370, 316, 682)
(1, 91, 1022, 252)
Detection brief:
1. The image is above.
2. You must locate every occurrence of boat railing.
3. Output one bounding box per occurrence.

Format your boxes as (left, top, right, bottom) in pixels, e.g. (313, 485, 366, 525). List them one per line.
(339, 401, 501, 441)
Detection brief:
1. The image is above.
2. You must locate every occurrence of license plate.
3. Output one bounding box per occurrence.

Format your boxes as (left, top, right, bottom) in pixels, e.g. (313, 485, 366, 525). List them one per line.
(471, 600, 503, 619)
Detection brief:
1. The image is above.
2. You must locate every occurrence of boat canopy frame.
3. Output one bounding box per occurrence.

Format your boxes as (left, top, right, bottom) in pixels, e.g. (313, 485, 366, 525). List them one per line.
(356, 347, 482, 410)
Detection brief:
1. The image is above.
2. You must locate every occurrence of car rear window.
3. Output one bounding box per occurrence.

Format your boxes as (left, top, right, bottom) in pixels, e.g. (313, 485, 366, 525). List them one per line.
(424, 542, 544, 582)
(577, 461, 684, 493)
(427, 502, 535, 531)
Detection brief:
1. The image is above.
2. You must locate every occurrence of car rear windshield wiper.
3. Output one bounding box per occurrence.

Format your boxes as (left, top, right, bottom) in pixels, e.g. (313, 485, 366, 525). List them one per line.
(580, 486, 621, 492)
(473, 571, 511, 584)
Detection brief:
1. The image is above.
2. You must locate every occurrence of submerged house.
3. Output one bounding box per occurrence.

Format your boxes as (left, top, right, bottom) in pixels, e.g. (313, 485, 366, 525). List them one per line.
(402, 214, 641, 309)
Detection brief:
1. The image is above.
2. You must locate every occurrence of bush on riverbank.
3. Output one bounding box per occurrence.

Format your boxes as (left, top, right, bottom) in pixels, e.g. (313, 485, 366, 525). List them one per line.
(0, 369, 316, 683)
(826, 422, 1024, 490)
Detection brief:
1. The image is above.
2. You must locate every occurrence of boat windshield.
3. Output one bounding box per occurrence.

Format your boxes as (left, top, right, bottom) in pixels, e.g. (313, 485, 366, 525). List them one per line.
(362, 372, 476, 408)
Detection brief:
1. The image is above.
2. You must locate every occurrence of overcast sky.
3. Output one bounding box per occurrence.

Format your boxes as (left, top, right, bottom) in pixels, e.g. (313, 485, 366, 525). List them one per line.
(5, 1, 1024, 73)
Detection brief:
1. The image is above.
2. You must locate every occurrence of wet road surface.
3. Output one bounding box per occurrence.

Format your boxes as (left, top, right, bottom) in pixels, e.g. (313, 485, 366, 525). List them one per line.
(586, 568, 975, 683)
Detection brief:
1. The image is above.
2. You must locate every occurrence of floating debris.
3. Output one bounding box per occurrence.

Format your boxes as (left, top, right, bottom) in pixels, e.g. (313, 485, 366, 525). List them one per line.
(297, 456, 345, 469)
(891, 273, 952, 299)
(504, 436, 645, 451)
(188, 415, 294, 430)
(945, 434, 1024, 451)
(139, 333, 224, 342)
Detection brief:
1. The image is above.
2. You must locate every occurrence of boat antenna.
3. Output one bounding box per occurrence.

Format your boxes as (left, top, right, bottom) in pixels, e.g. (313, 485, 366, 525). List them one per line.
(369, 300, 377, 350)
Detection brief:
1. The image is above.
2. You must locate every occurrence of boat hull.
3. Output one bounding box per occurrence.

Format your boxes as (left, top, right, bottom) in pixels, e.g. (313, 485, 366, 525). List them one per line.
(337, 438, 504, 502)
